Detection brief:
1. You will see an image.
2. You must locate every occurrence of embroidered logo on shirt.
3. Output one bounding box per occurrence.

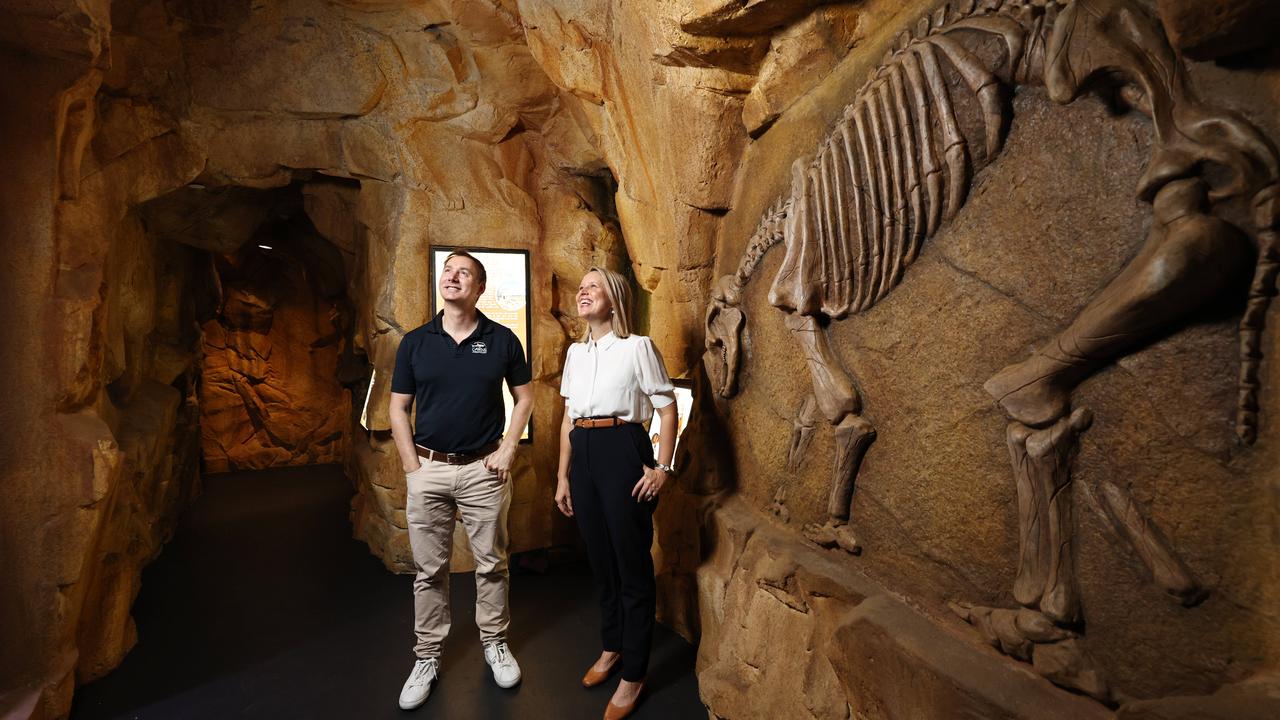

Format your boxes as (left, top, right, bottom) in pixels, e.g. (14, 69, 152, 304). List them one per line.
(470, 341, 488, 354)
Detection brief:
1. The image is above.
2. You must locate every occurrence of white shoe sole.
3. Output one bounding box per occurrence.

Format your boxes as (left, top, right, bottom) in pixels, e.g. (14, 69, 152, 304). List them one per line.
(399, 681, 433, 710)
(398, 692, 429, 711)
(492, 672, 521, 689)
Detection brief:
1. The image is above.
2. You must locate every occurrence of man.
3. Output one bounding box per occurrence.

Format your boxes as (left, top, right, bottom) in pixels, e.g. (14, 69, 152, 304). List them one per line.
(388, 250, 534, 710)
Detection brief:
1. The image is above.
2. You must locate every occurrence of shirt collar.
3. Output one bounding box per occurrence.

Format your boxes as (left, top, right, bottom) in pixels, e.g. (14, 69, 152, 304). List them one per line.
(587, 331, 618, 351)
(425, 310, 495, 337)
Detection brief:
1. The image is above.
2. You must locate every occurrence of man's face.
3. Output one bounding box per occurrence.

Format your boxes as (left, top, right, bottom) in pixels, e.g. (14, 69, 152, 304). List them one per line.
(440, 256, 485, 307)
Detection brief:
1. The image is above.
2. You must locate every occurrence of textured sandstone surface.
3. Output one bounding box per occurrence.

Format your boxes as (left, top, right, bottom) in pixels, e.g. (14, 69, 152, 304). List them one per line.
(3, 0, 1279, 719)
(696, 496, 1112, 719)
(1157, 0, 1280, 59)
(199, 239, 349, 473)
(694, 0, 1280, 713)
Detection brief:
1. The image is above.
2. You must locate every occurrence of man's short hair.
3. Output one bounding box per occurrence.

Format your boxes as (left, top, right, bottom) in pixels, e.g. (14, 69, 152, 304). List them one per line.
(445, 250, 487, 285)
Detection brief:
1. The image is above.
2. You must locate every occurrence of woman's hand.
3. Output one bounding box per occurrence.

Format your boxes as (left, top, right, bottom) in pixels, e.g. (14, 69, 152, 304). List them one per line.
(631, 466, 668, 502)
(555, 475, 574, 517)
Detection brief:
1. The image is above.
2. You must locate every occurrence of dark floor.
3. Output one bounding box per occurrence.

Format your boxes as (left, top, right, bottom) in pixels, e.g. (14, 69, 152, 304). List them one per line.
(72, 465, 704, 720)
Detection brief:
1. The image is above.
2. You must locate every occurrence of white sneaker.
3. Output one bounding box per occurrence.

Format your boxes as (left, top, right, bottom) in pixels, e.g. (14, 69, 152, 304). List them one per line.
(398, 657, 438, 710)
(483, 641, 522, 688)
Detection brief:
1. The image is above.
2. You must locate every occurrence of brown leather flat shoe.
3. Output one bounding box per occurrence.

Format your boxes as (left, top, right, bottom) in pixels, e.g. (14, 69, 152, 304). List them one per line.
(581, 656, 620, 688)
(602, 683, 643, 720)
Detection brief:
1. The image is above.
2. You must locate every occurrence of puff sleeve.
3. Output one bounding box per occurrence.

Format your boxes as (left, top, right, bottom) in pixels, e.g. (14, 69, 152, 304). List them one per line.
(633, 337, 676, 409)
(559, 344, 576, 399)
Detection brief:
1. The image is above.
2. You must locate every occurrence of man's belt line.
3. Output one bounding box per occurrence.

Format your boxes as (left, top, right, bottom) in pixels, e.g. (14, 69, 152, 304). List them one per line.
(414, 442, 500, 465)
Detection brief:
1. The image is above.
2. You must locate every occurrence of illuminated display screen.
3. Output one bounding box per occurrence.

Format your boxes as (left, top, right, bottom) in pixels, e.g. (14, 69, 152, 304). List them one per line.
(430, 247, 532, 441)
(648, 382, 694, 460)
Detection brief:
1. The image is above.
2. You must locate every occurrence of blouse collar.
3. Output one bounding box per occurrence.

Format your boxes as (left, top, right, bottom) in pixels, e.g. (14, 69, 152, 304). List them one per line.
(587, 330, 618, 351)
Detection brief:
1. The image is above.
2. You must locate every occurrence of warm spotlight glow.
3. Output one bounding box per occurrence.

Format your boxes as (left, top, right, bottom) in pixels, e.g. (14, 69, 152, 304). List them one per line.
(649, 384, 693, 460)
(360, 369, 376, 430)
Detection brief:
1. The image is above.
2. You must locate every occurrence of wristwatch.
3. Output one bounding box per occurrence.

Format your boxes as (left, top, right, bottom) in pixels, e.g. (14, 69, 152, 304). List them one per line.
(654, 462, 675, 474)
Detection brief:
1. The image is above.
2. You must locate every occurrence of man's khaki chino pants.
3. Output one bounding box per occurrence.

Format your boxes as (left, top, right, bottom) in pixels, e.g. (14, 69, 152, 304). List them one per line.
(405, 455, 511, 659)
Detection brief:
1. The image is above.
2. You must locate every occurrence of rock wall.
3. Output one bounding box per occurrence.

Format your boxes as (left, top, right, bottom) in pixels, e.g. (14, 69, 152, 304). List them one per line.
(516, 0, 754, 370)
(0, 3, 209, 716)
(697, 495, 1112, 720)
(693, 0, 1280, 716)
(198, 217, 351, 473)
(0, 43, 64, 719)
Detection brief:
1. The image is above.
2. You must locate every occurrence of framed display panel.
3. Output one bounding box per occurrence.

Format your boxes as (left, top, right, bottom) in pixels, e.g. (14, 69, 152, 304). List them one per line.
(430, 247, 532, 441)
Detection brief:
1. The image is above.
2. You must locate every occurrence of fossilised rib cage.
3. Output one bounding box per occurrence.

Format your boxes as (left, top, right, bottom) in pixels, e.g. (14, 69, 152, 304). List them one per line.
(767, 0, 1053, 319)
(737, 0, 1279, 443)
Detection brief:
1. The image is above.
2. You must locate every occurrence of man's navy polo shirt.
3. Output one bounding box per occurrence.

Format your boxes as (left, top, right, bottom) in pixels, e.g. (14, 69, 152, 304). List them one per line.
(390, 311, 531, 454)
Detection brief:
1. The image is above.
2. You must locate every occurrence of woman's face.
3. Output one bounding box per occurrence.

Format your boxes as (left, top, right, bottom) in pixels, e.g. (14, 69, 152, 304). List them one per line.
(577, 271, 612, 321)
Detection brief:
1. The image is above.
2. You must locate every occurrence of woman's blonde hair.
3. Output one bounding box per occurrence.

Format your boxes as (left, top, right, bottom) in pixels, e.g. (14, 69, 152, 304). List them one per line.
(581, 266, 633, 340)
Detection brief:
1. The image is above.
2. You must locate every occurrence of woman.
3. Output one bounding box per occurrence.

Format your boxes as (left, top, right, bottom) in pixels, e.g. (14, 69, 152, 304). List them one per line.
(556, 266, 677, 720)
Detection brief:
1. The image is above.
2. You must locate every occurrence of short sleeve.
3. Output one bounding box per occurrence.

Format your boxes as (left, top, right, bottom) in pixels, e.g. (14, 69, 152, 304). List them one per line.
(633, 337, 675, 409)
(559, 345, 576, 398)
(390, 334, 416, 395)
(506, 332, 532, 388)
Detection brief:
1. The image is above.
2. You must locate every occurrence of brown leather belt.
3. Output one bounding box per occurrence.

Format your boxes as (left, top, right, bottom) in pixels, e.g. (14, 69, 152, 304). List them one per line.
(572, 417, 627, 429)
(414, 442, 499, 465)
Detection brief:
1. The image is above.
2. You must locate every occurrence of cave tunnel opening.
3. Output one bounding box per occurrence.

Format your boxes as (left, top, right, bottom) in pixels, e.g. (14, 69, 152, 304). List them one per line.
(136, 176, 369, 476)
(198, 193, 363, 473)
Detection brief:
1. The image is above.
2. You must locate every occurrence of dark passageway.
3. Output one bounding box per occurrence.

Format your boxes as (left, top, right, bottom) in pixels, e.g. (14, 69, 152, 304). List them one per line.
(70, 467, 702, 719)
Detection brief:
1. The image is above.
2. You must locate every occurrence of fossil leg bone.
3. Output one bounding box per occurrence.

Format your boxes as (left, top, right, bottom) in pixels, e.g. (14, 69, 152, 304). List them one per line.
(984, 178, 1252, 427)
(954, 407, 1111, 701)
(783, 313, 876, 555)
(787, 394, 819, 471)
(1094, 480, 1207, 606)
(1008, 409, 1093, 622)
(768, 395, 821, 523)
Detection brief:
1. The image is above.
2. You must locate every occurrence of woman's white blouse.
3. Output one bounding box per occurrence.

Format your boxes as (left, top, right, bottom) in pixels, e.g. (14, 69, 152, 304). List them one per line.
(560, 332, 675, 422)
